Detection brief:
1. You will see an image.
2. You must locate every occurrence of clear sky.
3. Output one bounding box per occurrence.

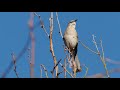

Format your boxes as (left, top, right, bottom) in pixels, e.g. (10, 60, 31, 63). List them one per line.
(0, 12, 120, 78)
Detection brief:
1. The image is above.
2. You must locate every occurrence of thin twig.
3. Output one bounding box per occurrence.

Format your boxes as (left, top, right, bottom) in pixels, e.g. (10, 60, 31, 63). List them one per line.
(11, 52, 19, 78)
(79, 40, 98, 55)
(51, 59, 62, 76)
(40, 64, 48, 78)
(82, 64, 88, 78)
(33, 12, 49, 37)
(100, 40, 104, 60)
(60, 63, 74, 78)
(56, 12, 63, 39)
(92, 34, 109, 78)
(57, 70, 64, 77)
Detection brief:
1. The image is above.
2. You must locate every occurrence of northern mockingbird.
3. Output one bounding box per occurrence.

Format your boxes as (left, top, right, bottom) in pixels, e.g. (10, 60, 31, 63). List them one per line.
(63, 19, 81, 73)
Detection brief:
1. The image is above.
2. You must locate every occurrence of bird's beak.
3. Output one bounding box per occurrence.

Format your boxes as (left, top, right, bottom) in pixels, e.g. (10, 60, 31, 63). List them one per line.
(74, 19, 78, 22)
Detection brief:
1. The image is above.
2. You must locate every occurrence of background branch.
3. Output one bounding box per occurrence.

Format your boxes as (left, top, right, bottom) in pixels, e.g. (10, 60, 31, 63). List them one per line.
(11, 52, 19, 78)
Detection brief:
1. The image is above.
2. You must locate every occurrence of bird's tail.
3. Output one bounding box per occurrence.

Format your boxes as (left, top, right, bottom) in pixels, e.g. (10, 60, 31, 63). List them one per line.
(74, 54, 82, 72)
(71, 45, 82, 73)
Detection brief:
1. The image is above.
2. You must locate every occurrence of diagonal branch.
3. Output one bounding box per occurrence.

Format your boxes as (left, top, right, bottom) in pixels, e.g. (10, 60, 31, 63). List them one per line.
(51, 59, 62, 77)
(60, 63, 74, 78)
(79, 40, 98, 55)
(11, 52, 19, 78)
(34, 12, 49, 37)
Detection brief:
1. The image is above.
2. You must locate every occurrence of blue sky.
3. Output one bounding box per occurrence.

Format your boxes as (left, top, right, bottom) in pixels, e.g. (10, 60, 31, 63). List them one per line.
(0, 12, 120, 78)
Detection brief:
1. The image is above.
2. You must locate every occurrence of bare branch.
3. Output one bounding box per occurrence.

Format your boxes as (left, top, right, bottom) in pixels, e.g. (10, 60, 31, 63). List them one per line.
(92, 35, 110, 78)
(49, 12, 58, 78)
(82, 64, 89, 78)
(33, 12, 49, 37)
(28, 12, 35, 78)
(56, 12, 63, 39)
(60, 63, 74, 78)
(1, 33, 31, 78)
(100, 40, 104, 60)
(40, 64, 48, 78)
(11, 52, 19, 78)
(79, 40, 98, 55)
(51, 59, 62, 77)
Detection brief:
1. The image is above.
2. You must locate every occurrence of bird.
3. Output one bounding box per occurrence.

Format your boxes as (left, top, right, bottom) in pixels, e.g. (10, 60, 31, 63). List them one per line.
(63, 19, 81, 74)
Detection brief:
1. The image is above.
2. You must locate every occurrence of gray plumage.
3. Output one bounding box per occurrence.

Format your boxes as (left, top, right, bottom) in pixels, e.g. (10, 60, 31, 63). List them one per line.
(63, 19, 81, 73)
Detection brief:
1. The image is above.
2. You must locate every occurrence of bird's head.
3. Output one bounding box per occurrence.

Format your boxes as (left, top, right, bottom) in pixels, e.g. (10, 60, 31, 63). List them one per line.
(68, 19, 77, 28)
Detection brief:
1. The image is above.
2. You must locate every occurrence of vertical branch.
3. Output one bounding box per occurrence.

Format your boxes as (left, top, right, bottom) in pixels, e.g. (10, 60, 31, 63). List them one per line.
(49, 12, 58, 78)
(11, 52, 19, 78)
(28, 12, 35, 78)
(56, 12, 63, 39)
(100, 40, 109, 78)
(29, 30, 35, 78)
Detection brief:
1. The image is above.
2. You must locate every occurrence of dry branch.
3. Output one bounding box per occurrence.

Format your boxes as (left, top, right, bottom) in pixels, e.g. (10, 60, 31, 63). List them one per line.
(49, 12, 58, 78)
(34, 12, 49, 37)
(51, 59, 62, 77)
(60, 63, 74, 78)
(92, 34, 109, 78)
(79, 40, 98, 55)
(82, 64, 89, 78)
(56, 12, 63, 38)
(40, 64, 48, 78)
